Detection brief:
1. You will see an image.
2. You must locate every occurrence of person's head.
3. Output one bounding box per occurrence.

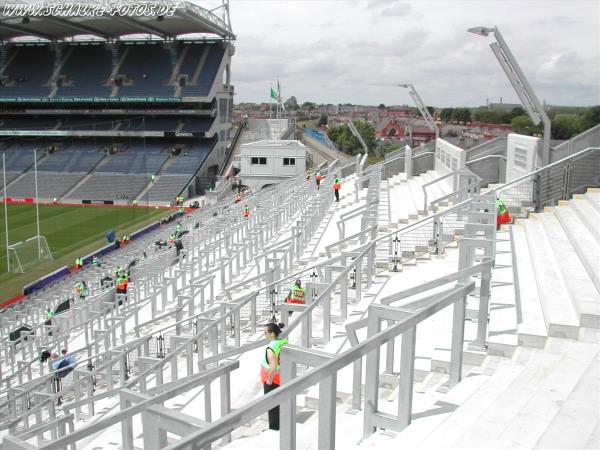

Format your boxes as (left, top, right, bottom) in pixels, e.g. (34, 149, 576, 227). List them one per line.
(294, 279, 302, 287)
(61, 348, 67, 355)
(263, 322, 284, 341)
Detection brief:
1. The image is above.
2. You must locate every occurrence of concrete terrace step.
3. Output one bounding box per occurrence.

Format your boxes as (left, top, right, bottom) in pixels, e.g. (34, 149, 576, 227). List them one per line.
(553, 204, 600, 293)
(446, 340, 599, 450)
(568, 195, 600, 242)
(510, 224, 548, 348)
(537, 212, 600, 329)
(524, 215, 579, 339)
(486, 229, 518, 357)
(584, 190, 600, 213)
(533, 351, 600, 449)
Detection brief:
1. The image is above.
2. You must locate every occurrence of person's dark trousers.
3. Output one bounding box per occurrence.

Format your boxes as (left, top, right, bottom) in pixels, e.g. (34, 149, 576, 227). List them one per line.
(334, 189, 340, 202)
(263, 383, 280, 430)
(316, 180, 320, 189)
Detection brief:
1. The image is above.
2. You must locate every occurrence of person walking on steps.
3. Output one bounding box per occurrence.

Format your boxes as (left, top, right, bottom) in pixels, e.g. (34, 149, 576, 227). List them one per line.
(261, 322, 288, 431)
(243, 205, 250, 219)
(332, 176, 341, 202)
(315, 171, 323, 190)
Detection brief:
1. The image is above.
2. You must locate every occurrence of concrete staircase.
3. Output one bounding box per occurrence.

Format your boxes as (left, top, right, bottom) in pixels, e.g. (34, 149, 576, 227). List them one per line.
(510, 188, 600, 343)
(361, 339, 600, 450)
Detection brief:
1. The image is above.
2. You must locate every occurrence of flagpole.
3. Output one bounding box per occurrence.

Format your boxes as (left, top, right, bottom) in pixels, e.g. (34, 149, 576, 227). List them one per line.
(3, 153, 9, 272)
(34, 149, 41, 257)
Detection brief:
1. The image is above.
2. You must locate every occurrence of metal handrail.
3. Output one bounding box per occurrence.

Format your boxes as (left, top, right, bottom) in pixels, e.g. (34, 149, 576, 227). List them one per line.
(421, 168, 481, 212)
(430, 179, 482, 211)
(465, 154, 507, 165)
(163, 282, 476, 449)
(496, 146, 599, 194)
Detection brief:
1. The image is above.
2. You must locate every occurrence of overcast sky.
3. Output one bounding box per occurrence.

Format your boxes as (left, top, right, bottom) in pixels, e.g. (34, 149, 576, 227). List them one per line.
(220, 0, 599, 107)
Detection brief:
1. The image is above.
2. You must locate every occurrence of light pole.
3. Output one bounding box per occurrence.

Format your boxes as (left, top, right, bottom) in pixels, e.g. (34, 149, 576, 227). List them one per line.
(398, 83, 439, 139)
(467, 26, 551, 166)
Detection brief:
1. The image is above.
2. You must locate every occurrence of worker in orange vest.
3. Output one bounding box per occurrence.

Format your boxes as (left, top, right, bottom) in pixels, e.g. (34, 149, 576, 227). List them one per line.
(332, 176, 341, 202)
(243, 205, 250, 218)
(315, 172, 323, 190)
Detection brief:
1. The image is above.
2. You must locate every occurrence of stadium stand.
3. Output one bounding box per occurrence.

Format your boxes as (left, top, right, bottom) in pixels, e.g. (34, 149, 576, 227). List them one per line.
(117, 43, 175, 97)
(54, 44, 113, 98)
(0, 45, 54, 98)
(144, 139, 215, 202)
(179, 116, 215, 132)
(64, 173, 150, 201)
(180, 44, 225, 97)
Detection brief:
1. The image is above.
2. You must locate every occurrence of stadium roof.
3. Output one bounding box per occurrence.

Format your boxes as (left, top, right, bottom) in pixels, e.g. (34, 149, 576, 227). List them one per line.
(0, 1, 234, 41)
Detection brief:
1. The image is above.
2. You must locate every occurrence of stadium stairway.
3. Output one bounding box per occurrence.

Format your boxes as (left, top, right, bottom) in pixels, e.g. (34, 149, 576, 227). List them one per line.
(510, 188, 600, 340)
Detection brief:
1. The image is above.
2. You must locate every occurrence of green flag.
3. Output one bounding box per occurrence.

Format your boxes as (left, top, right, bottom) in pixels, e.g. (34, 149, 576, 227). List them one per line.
(270, 86, 279, 101)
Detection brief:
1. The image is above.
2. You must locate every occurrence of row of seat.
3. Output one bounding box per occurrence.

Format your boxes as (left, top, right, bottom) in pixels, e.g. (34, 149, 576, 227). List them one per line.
(0, 42, 225, 99)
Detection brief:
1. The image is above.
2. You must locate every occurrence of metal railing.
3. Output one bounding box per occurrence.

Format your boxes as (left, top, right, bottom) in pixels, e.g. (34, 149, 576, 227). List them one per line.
(493, 146, 600, 215)
(163, 281, 477, 449)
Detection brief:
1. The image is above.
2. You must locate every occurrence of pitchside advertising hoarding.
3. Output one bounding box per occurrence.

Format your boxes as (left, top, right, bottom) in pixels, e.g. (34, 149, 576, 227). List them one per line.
(0, 131, 203, 137)
(2, 198, 34, 204)
(0, 97, 183, 103)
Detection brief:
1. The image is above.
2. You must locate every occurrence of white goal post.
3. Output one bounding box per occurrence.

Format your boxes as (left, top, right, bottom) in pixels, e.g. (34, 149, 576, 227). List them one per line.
(8, 236, 53, 273)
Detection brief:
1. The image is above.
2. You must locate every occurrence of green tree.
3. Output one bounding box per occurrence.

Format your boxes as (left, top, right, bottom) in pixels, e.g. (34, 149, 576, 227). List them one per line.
(454, 108, 471, 124)
(326, 120, 376, 155)
(302, 101, 316, 110)
(440, 108, 454, 123)
(317, 115, 328, 127)
(511, 115, 538, 135)
(552, 115, 583, 140)
(473, 109, 505, 124)
(426, 106, 435, 116)
(582, 105, 600, 130)
(378, 103, 386, 109)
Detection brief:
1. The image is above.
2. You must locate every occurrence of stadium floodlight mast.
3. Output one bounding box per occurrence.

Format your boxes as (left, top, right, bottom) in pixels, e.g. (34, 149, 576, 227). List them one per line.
(398, 83, 439, 139)
(468, 26, 551, 166)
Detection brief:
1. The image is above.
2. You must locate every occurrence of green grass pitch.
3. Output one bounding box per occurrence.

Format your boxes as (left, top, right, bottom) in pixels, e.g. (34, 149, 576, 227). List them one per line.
(0, 203, 168, 299)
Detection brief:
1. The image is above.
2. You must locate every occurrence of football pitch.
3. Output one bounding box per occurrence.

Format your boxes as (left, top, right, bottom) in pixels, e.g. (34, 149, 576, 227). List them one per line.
(0, 203, 168, 299)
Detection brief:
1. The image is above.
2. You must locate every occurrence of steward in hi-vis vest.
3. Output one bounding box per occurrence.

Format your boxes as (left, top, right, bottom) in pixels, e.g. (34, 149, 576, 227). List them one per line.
(261, 322, 288, 431)
(285, 279, 306, 304)
(332, 176, 341, 202)
(496, 198, 511, 228)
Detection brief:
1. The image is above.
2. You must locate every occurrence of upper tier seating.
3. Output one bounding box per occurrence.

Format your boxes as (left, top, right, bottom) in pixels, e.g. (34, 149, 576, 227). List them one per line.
(180, 44, 225, 97)
(117, 44, 175, 97)
(0, 42, 225, 99)
(54, 44, 113, 97)
(0, 45, 53, 98)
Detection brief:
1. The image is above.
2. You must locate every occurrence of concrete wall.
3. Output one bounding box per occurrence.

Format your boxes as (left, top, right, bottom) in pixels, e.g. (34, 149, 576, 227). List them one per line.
(435, 139, 466, 176)
(506, 133, 541, 182)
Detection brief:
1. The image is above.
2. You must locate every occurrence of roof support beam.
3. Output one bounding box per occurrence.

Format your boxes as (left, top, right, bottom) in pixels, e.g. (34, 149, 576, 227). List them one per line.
(0, 22, 53, 41)
(110, 16, 168, 38)
(43, 17, 109, 40)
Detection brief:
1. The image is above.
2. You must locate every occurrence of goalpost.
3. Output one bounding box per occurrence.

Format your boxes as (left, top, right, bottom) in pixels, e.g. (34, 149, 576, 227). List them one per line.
(7, 236, 53, 273)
